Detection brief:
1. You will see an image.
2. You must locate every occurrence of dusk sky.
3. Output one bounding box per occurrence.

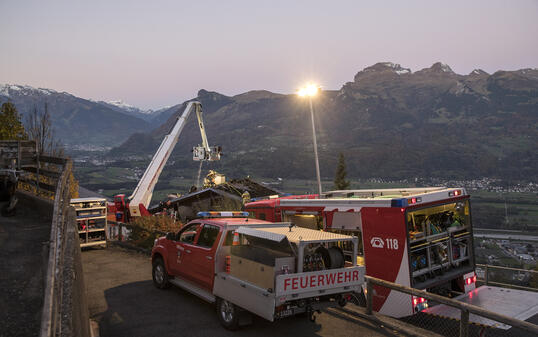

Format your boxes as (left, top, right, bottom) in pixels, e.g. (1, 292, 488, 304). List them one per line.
(1, 0, 537, 109)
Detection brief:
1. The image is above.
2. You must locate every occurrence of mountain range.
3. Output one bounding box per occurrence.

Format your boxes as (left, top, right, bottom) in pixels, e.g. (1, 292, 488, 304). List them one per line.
(111, 62, 538, 181)
(2, 62, 537, 181)
(0, 84, 165, 146)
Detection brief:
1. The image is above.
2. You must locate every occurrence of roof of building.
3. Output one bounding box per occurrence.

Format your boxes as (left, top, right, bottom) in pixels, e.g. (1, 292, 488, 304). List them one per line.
(216, 177, 282, 198)
(149, 177, 282, 213)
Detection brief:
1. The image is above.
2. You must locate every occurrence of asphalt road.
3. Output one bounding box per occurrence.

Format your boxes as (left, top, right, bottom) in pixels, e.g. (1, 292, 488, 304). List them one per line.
(82, 246, 404, 337)
(0, 197, 51, 337)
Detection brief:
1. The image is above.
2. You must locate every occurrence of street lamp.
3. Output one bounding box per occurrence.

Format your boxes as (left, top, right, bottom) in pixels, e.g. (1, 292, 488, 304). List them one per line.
(298, 83, 322, 196)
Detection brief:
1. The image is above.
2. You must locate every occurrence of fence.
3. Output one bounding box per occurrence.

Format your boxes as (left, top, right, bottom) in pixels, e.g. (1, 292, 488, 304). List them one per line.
(0, 140, 68, 199)
(364, 275, 538, 337)
(477, 263, 538, 292)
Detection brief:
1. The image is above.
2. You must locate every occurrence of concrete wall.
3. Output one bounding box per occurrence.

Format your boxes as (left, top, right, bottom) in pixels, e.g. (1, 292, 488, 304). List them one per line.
(59, 207, 91, 337)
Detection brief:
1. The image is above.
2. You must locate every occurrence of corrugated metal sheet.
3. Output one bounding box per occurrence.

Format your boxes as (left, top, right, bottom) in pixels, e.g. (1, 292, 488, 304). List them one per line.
(235, 227, 287, 242)
(236, 225, 353, 244)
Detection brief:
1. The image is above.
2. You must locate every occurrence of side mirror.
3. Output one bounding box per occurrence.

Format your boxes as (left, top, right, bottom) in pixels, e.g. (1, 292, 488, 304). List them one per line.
(165, 232, 175, 241)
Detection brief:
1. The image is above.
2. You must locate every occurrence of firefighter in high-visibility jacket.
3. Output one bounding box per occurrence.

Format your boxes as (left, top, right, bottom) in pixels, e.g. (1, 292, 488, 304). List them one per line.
(241, 191, 251, 208)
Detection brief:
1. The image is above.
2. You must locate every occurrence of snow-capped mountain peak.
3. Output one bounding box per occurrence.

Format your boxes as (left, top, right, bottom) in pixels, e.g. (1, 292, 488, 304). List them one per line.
(416, 62, 455, 75)
(0, 84, 59, 97)
(101, 99, 157, 115)
(470, 69, 488, 76)
(440, 63, 453, 73)
(381, 62, 411, 75)
(428, 62, 454, 73)
(108, 99, 136, 110)
(360, 62, 411, 75)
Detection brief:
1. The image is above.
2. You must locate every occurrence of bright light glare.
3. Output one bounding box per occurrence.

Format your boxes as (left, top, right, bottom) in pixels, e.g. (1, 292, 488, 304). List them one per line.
(298, 84, 320, 97)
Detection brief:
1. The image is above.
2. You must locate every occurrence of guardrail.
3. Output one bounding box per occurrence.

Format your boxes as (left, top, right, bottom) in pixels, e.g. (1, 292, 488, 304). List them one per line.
(364, 275, 538, 337)
(477, 263, 538, 292)
(0, 140, 68, 198)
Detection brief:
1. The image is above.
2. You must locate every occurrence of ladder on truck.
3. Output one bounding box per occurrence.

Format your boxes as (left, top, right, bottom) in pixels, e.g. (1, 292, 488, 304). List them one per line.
(128, 101, 221, 217)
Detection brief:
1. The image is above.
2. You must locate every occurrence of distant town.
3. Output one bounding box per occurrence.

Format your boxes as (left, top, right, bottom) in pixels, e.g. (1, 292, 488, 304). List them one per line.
(73, 152, 538, 194)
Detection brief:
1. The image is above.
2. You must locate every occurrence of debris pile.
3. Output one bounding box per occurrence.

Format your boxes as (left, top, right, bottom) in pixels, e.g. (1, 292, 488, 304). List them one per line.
(149, 172, 281, 222)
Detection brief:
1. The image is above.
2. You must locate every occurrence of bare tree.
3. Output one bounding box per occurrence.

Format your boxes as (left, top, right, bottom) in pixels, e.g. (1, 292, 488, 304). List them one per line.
(26, 103, 63, 156)
(25, 103, 77, 198)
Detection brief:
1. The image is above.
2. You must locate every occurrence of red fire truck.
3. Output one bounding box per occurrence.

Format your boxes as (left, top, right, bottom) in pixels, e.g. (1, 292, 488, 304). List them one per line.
(245, 187, 477, 317)
(151, 211, 365, 329)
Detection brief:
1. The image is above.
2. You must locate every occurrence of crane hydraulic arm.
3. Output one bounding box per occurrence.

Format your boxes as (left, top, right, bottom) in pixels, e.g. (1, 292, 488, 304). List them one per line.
(127, 101, 220, 218)
(192, 106, 221, 161)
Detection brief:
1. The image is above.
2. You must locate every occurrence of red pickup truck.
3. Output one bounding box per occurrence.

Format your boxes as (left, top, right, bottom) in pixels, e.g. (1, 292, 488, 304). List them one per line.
(151, 211, 365, 330)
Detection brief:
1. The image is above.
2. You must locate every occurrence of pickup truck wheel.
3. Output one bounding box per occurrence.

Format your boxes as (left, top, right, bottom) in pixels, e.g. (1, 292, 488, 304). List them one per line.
(152, 258, 170, 289)
(351, 291, 366, 307)
(216, 298, 239, 330)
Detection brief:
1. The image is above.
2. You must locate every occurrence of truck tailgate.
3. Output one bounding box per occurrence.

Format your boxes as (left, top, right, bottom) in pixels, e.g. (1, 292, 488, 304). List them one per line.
(275, 266, 364, 300)
(213, 273, 276, 322)
(423, 285, 538, 329)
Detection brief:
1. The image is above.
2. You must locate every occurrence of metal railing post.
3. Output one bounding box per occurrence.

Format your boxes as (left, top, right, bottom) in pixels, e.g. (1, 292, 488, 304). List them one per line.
(484, 264, 489, 285)
(366, 279, 373, 315)
(460, 309, 469, 337)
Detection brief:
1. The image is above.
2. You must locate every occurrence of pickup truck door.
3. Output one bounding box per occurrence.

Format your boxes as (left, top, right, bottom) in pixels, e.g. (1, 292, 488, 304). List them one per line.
(168, 222, 202, 275)
(184, 223, 222, 291)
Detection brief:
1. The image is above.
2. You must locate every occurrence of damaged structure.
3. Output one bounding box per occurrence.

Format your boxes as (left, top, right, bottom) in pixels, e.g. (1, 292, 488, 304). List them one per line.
(149, 177, 281, 222)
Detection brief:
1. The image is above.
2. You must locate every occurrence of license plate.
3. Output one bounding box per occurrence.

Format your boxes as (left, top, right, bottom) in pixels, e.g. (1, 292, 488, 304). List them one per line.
(279, 309, 293, 318)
